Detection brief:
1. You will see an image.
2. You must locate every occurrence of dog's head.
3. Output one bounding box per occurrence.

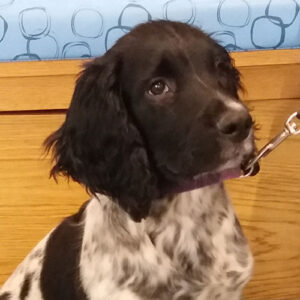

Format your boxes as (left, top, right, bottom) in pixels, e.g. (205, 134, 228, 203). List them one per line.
(45, 21, 256, 221)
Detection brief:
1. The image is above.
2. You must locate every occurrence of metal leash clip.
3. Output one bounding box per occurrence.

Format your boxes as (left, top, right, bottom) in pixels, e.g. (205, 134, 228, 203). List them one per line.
(243, 110, 300, 177)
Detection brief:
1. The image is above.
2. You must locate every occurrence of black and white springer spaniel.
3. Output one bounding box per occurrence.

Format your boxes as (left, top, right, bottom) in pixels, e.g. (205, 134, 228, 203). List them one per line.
(0, 21, 259, 300)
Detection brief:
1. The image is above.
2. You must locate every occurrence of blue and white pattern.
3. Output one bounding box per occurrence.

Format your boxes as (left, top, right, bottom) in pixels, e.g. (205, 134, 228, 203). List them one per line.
(0, 0, 299, 61)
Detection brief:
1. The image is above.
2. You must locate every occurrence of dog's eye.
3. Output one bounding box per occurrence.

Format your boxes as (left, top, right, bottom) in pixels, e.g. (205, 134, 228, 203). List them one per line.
(148, 80, 169, 96)
(146, 78, 175, 105)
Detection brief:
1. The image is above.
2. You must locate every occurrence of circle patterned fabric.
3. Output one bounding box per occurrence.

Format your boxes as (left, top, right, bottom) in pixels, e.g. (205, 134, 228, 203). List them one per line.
(0, 0, 299, 61)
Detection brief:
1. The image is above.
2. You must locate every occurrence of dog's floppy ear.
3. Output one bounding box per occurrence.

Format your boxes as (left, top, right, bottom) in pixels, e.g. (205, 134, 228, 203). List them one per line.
(44, 53, 159, 221)
(215, 52, 243, 99)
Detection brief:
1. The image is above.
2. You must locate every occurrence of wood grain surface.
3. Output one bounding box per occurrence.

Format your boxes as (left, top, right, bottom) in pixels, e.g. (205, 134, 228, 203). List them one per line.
(0, 114, 87, 283)
(228, 99, 300, 299)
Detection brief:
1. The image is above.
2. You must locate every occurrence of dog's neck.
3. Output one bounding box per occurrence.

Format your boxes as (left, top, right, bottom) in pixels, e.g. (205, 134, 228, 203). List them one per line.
(93, 183, 231, 245)
(147, 183, 229, 228)
(81, 184, 252, 297)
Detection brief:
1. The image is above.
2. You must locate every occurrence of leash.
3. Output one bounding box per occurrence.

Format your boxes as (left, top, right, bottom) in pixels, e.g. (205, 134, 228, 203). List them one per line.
(242, 109, 300, 177)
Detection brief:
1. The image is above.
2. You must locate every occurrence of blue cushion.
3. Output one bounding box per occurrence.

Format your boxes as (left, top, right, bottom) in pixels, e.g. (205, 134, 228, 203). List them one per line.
(0, 0, 299, 61)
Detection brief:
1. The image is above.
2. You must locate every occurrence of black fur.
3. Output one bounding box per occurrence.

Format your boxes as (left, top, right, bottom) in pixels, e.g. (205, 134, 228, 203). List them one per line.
(0, 293, 11, 300)
(44, 21, 247, 222)
(40, 201, 89, 300)
(20, 273, 31, 300)
(44, 54, 159, 222)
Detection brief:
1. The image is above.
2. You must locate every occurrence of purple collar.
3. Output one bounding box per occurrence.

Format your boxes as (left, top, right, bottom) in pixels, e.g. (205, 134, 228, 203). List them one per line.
(173, 167, 243, 194)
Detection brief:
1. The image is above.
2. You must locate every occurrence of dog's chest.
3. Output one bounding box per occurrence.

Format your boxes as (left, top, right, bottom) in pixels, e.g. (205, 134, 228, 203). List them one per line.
(80, 187, 253, 300)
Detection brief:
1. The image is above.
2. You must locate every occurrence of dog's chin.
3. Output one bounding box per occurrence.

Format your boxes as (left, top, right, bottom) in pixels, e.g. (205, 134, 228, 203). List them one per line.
(189, 157, 259, 191)
(160, 138, 259, 194)
(192, 144, 259, 183)
(192, 162, 242, 184)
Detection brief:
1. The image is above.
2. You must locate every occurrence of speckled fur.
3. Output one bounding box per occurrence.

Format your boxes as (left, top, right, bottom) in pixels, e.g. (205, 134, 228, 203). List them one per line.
(1, 184, 253, 300)
(1, 234, 50, 299)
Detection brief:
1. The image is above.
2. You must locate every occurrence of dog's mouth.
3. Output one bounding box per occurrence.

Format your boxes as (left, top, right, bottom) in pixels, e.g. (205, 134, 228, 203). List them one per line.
(194, 160, 260, 181)
(172, 157, 260, 194)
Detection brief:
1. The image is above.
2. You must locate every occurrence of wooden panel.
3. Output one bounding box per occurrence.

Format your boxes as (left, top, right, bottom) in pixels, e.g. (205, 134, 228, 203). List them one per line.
(0, 114, 87, 284)
(0, 113, 65, 160)
(0, 60, 83, 111)
(0, 59, 84, 78)
(0, 49, 299, 111)
(0, 160, 88, 283)
(231, 49, 300, 67)
(240, 64, 300, 101)
(229, 98, 300, 299)
(0, 75, 75, 111)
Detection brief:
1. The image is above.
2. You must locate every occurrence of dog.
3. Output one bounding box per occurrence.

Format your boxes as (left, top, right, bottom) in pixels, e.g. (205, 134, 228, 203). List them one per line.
(0, 20, 257, 300)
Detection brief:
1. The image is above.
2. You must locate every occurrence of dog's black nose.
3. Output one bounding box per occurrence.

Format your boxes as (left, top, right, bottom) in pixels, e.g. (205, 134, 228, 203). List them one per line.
(217, 110, 252, 142)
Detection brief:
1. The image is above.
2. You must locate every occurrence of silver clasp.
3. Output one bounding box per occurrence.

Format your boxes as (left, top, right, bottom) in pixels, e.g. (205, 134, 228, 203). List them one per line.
(285, 111, 300, 136)
(242, 110, 300, 177)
